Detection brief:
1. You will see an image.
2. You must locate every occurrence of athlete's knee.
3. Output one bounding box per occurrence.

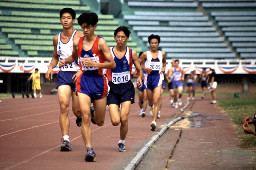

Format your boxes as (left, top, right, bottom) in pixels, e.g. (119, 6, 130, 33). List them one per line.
(120, 117, 128, 126)
(60, 103, 69, 114)
(112, 120, 120, 126)
(81, 114, 90, 124)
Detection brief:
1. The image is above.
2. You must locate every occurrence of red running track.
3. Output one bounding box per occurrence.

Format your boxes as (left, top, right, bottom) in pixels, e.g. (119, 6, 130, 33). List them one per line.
(0, 94, 180, 170)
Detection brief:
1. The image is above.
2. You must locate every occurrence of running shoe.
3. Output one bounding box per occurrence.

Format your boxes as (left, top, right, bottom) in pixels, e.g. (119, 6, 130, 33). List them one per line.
(139, 109, 146, 117)
(150, 107, 153, 116)
(118, 143, 127, 152)
(39, 94, 43, 98)
(210, 101, 216, 104)
(90, 106, 96, 124)
(175, 103, 178, 108)
(178, 101, 182, 106)
(151, 121, 156, 131)
(85, 147, 96, 162)
(157, 111, 160, 119)
(76, 117, 82, 127)
(60, 140, 72, 151)
(192, 97, 195, 100)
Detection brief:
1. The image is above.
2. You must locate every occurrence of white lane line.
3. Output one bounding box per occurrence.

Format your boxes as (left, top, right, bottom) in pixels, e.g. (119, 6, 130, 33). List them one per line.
(0, 109, 59, 122)
(0, 103, 58, 114)
(5, 123, 112, 170)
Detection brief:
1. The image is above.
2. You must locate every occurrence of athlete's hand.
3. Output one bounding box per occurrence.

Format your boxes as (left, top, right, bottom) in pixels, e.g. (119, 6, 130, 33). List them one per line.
(45, 69, 53, 81)
(137, 76, 142, 88)
(161, 67, 165, 74)
(243, 115, 253, 124)
(72, 70, 83, 83)
(82, 58, 95, 67)
(242, 122, 256, 135)
(145, 68, 152, 74)
(59, 59, 66, 68)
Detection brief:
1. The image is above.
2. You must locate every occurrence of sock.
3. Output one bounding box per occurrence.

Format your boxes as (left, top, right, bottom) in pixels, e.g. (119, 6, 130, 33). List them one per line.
(170, 100, 173, 104)
(63, 135, 69, 142)
(40, 92, 42, 96)
(118, 140, 125, 144)
(34, 93, 36, 97)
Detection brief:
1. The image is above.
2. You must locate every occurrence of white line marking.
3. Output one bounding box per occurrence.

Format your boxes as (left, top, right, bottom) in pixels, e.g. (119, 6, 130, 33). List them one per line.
(5, 123, 112, 170)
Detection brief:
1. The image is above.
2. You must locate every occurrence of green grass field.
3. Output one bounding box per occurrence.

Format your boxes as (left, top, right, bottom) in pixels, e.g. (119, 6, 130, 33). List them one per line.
(217, 96, 256, 150)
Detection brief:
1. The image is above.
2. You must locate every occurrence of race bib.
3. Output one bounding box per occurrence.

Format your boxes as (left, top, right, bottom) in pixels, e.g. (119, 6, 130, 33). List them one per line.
(173, 72, 182, 81)
(81, 57, 99, 71)
(59, 57, 77, 71)
(150, 62, 161, 71)
(112, 71, 130, 84)
(187, 79, 193, 83)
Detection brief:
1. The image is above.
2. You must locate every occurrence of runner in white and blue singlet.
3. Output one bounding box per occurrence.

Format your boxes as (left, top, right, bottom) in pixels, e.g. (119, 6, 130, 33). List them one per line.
(140, 34, 166, 131)
(45, 8, 84, 152)
(170, 59, 184, 108)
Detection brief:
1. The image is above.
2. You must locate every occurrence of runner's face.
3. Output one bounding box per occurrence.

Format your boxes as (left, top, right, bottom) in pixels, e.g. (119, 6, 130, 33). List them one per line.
(114, 31, 128, 47)
(81, 23, 96, 37)
(149, 38, 159, 51)
(175, 61, 179, 68)
(60, 13, 74, 29)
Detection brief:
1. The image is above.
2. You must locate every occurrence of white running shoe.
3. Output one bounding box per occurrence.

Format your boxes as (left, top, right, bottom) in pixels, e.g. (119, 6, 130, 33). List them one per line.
(40, 94, 43, 98)
(192, 97, 195, 100)
(178, 101, 182, 106)
(175, 103, 178, 108)
(139, 109, 146, 117)
(157, 111, 160, 119)
(151, 121, 156, 131)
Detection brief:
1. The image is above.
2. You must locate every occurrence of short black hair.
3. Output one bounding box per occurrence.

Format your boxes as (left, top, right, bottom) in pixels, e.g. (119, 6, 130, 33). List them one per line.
(77, 12, 98, 26)
(175, 59, 179, 63)
(148, 34, 160, 44)
(114, 26, 131, 38)
(60, 8, 76, 19)
(35, 68, 39, 71)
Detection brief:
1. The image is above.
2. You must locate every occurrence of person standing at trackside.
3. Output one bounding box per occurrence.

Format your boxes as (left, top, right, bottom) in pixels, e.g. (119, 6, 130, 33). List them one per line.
(133, 52, 147, 117)
(170, 59, 184, 108)
(45, 8, 83, 151)
(61, 12, 116, 162)
(28, 68, 42, 98)
(166, 60, 175, 106)
(208, 68, 218, 104)
(106, 26, 142, 152)
(140, 34, 166, 131)
(200, 68, 208, 99)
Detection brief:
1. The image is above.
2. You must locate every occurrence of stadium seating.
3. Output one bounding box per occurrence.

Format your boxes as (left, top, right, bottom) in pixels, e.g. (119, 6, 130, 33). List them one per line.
(123, 0, 256, 59)
(0, 1, 141, 57)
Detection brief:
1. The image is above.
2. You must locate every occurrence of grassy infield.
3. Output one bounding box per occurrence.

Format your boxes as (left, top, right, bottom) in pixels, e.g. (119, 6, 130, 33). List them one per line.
(1, 92, 256, 150)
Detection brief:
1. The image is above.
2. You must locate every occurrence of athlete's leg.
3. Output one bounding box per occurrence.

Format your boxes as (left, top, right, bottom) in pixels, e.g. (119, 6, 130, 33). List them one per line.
(152, 86, 161, 122)
(71, 91, 81, 117)
(58, 85, 72, 137)
(192, 86, 196, 98)
(93, 97, 107, 126)
(109, 104, 120, 126)
(138, 90, 144, 109)
(120, 101, 131, 140)
(211, 90, 216, 101)
(142, 89, 147, 111)
(178, 86, 183, 100)
(77, 93, 92, 147)
(147, 89, 153, 108)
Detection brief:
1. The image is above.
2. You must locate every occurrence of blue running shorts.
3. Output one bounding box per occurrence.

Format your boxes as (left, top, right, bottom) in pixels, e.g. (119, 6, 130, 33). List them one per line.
(107, 80, 135, 106)
(57, 71, 77, 91)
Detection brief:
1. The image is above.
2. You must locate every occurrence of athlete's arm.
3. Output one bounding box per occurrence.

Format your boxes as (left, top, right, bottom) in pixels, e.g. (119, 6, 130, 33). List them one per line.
(161, 51, 166, 74)
(45, 35, 58, 81)
(85, 38, 116, 69)
(132, 50, 142, 88)
(181, 68, 185, 81)
(139, 52, 152, 74)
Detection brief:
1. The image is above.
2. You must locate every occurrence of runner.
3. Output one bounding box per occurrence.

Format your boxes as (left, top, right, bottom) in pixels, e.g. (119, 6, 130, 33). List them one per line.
(45, 8, 83, 152)
(200, 68, 208, 99)
(134, 52, 147, 117)
(170, 59, 184, 108)
(165, 60, 175, 106)
(191, 70, 198, 100)
(140, 34, 166, 131)
(106, 26, 142, 152)
(208, 68, 218, 104)
(61, 12, 116, 161)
